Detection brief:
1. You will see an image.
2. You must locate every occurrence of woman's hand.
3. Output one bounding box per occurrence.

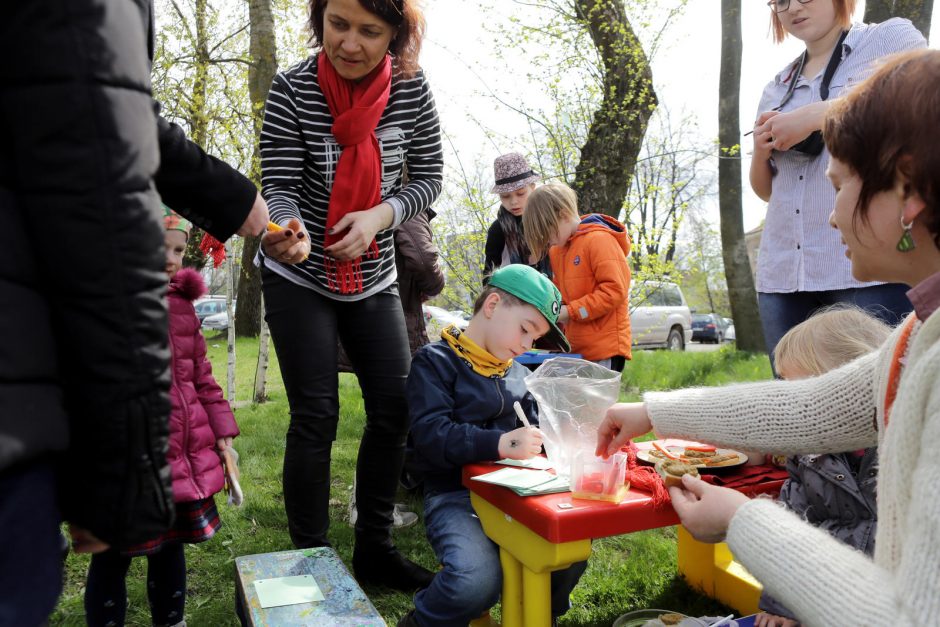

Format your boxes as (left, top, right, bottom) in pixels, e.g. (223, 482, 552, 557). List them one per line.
(755, 101, 829, 152)
(755, 613, 800, 627)
(595, 402, 652, 458)
(216, 436, 233, 452)
(557, 305, 571, 323)
(69, 525, 110, 554)
(752, 111, 779, 161)
(236, 192, 271, 237)
(668, 474, 750, 543)
(498, 426, 544, 460)
(324, 203, 394, 261)
(260, 218, 310, 264)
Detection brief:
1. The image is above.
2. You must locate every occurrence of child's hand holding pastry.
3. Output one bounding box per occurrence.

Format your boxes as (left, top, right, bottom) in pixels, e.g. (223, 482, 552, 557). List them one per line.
(498, 426, 543, 460)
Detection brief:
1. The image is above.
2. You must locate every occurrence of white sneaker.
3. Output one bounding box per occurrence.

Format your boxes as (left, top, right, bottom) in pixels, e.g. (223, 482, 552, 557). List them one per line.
(348, 480, 419, 529)
(349, 501, 418, 528)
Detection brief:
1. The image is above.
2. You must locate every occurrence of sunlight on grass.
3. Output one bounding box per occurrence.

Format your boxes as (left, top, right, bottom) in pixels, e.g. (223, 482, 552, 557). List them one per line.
(54, 338, 771, 626)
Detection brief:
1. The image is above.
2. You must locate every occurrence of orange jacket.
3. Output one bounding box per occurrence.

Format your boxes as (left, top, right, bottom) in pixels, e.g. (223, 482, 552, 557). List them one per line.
(549, 214, 631, 361)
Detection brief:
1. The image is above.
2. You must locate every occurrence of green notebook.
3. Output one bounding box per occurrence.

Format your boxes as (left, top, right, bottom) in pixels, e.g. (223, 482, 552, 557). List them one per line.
(471, 467, 570, 496)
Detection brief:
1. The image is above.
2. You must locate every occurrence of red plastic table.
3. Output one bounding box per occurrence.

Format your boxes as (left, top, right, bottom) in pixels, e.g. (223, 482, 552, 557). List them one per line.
(462, 439, 784, 627)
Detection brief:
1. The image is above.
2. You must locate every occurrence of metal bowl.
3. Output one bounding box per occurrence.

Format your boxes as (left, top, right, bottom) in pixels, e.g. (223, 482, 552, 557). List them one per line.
(612, 609, 708, 627)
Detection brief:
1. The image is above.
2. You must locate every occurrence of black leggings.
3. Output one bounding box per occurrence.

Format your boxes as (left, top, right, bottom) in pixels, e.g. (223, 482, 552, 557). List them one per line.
(84, 543, 186, 627)
(262, 269, 411, 549)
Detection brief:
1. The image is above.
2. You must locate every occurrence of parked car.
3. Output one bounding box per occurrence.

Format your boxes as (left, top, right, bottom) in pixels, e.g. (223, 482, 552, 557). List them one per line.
(194, 296, 227, 322)
(449, 309, 471, 324)
(629, 281, 692, 351)
(723, 318, 736, 341)
(423, 305, 469, 340)
(691, 313, 729, 343)
(201, 301, 235, 332)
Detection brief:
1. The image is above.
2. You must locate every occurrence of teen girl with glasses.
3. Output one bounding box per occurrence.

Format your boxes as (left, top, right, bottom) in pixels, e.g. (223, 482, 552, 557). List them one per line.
(748, 0, 924, 371)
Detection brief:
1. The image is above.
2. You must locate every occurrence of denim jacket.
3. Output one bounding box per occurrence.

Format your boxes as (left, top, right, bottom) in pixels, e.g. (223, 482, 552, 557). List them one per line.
(759, 449, 878, 619)
(406, 341, 539, 495)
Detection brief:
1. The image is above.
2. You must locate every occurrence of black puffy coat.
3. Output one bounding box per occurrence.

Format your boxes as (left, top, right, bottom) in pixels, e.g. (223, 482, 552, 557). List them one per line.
(0, 0, 255, 548)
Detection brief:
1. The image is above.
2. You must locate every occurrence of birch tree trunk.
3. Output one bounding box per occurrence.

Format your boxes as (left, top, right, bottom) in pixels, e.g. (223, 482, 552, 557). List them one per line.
(235, 0, 279, 337)
(253, 300, 271, 403)
(719, 0, 765, 353)
(226, 253, 237, 404)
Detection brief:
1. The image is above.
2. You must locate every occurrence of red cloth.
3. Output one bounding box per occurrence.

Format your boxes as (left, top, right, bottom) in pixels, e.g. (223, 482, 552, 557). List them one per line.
(699, 464, 788, 488)
(625, 441, 787, 506)
(317, 51, 392, 294)
(199, 232, 226, 268)
(623, 442, 670, 508)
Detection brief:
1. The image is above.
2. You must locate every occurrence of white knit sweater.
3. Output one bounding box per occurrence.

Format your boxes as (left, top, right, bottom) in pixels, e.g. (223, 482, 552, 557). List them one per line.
(645, 310, 940, 627)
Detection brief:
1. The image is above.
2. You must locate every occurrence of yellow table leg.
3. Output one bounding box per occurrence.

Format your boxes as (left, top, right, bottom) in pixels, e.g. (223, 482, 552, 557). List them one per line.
(677, 525, 717, 595)
(522, 566, 552, 627)
(470, 494, 592, 627)
(677, 525, 763, 615)
(500, 548, 523, 627)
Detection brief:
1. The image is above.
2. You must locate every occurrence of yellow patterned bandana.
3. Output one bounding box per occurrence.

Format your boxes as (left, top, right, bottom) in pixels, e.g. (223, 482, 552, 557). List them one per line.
(441, 324, 512, 379)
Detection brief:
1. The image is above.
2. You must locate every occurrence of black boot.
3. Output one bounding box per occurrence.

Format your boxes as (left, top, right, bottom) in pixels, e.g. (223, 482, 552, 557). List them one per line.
(353, 544, 435, 592)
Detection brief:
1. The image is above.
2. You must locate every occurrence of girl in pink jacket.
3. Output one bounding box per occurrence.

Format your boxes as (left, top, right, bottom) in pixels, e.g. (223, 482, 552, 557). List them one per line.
(83, 207, 239, 627)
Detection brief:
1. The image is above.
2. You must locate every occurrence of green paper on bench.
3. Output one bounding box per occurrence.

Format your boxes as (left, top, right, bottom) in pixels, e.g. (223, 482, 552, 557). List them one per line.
(254, 574, 325, 609)
(236, 547, 384, 626)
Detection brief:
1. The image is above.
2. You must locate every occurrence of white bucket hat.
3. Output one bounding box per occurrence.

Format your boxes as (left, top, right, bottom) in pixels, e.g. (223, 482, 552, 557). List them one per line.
(490, 152, 540, 194)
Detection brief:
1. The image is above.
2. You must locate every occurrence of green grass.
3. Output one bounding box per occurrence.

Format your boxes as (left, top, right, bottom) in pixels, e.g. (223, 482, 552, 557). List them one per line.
(53, 338, 771, 626)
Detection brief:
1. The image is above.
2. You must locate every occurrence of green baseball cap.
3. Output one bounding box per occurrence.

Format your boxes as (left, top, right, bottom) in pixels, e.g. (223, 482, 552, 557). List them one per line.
(488, 264, 570, 352)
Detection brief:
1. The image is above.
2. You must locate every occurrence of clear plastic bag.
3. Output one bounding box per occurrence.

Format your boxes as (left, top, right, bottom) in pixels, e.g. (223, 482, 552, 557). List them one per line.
(524, 357, 622, 478)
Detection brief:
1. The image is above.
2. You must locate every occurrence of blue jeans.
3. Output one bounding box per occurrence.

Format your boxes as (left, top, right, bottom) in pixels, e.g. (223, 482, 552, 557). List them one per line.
(414, 490, 586, 626)
(758, 283, 913, 372)
(0, 461, 64, 627)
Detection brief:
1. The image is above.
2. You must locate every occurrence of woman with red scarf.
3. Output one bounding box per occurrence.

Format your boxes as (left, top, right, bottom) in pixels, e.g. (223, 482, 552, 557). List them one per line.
(258, 0, 442, 592)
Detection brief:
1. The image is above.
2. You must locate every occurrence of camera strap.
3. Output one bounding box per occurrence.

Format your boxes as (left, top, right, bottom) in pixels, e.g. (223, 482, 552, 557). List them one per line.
(777, 29, 849, 109)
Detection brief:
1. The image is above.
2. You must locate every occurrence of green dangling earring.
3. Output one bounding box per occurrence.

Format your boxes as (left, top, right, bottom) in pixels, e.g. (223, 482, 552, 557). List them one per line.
(897, 218, 916, 252)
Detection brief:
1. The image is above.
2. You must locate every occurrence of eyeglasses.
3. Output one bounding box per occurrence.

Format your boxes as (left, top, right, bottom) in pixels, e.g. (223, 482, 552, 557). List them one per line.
(767, 0, 814, 13)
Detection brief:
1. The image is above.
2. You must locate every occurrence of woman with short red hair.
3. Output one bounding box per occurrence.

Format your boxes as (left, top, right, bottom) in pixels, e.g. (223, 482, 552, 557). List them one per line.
(599, 49, 940, 627)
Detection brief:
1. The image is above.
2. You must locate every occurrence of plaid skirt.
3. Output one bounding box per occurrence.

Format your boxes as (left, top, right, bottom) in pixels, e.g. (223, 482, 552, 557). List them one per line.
(123, 496, 221, 557)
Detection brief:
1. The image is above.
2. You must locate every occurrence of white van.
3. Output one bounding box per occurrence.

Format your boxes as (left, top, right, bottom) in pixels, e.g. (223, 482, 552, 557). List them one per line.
(629, 281, 693, 350)
(194, 296, 227, 323)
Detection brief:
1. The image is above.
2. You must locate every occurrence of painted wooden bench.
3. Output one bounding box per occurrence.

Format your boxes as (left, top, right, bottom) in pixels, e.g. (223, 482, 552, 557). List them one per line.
(236, 547, 385, 626)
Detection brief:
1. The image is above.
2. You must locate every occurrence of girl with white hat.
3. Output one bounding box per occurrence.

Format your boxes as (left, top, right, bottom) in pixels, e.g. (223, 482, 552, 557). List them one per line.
(483, 152, 550, 280)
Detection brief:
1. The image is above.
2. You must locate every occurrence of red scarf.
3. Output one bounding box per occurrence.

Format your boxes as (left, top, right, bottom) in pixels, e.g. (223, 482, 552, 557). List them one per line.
(317, 51, 392, 293)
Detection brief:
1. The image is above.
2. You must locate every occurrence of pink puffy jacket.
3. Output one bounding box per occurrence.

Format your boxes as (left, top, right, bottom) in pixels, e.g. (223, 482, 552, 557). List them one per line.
(167, 268, 239, 502)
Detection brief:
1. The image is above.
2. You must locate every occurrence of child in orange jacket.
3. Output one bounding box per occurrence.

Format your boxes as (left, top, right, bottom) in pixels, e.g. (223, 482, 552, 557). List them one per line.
(522, 183, 632, 370)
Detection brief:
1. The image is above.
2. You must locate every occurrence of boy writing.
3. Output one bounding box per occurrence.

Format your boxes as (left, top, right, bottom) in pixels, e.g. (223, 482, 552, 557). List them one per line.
(401, 264, 586, 627)
(523, 183, 631, 371)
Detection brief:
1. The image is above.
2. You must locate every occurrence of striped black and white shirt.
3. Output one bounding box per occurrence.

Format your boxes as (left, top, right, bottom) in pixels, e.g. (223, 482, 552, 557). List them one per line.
(260, 55, 443, 300)
(755, 18, 924, 293)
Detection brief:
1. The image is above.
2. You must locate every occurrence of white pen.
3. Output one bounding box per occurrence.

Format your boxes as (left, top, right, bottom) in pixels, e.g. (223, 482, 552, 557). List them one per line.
(513, 401, 532, 429)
